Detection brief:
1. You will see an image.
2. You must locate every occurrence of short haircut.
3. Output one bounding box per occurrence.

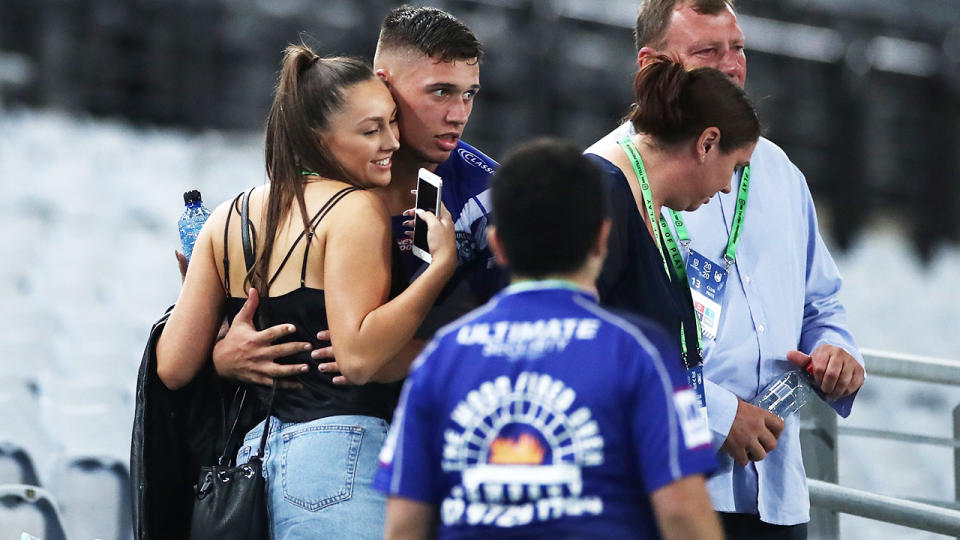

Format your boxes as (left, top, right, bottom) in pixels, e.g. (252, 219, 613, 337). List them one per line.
(634, 0, 735, 50)
(491, 138, 608, 278)
(377, 5, 483, 62)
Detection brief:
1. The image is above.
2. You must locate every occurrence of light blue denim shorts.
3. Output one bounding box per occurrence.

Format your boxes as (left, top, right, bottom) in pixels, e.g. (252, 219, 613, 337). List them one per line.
(237, 414, 389, 540)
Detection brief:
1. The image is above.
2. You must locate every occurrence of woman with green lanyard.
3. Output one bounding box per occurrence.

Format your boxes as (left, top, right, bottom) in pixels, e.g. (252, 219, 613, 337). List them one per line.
(585, 56, 760, 407)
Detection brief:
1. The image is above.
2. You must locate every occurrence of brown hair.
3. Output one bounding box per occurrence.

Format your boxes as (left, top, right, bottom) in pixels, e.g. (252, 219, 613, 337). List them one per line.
(377, 5, 483, 63)
(634, 0, 735, 50)
(629, 55, 759, 152)
(253, 45, 375, 295)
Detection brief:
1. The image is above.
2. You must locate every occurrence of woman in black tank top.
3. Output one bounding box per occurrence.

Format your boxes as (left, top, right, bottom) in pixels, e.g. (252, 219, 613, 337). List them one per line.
(155, 45, 456, 538)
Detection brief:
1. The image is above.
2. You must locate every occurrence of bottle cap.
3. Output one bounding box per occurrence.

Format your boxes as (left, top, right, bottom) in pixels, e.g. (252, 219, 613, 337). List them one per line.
(805, 363, 816, 376)
(183, 190, 202, 205)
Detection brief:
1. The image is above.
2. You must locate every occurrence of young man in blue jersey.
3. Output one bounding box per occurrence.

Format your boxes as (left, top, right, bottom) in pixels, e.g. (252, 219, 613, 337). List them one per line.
(210, 6, 504, 385)
(377, 139, 722, 540)
(368, 5, 504, 342)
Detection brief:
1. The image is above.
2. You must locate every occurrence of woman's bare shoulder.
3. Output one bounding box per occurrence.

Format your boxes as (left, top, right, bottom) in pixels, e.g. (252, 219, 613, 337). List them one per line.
(323, 185, 388, 221)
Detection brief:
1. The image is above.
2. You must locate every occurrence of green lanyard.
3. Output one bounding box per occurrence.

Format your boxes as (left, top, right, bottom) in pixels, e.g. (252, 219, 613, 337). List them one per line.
(617, 137, 686, 278)
(618, 136, 703, 365)
(667, 163, 750, 268)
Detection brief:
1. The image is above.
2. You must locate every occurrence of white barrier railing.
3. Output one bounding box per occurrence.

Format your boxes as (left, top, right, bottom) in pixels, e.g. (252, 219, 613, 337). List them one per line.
(861, 348, 960, 385)
(808, 479, 960, 536)
(804, 349, 960, 538)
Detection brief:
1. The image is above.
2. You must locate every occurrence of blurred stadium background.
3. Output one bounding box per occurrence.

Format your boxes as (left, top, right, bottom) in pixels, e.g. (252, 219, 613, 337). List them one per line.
(0, 0, 958, 538)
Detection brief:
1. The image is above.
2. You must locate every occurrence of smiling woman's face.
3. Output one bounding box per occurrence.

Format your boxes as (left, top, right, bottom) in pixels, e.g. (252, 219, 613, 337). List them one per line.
(322, 78, 400, 188)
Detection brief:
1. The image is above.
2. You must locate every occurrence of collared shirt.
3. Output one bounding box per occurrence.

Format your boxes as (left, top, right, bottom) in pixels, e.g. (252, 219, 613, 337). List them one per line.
(601, 124, 863, 525)
(374, 282, 716, 539)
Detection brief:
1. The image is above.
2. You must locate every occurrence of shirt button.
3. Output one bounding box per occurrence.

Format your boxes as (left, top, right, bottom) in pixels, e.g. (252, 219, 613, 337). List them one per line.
(757, 324, 766, 333)
(743, 275, 751, 283)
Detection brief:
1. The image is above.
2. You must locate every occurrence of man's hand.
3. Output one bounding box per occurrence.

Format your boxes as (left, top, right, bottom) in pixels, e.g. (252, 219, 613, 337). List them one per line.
(788, 345, 864, 400)
(212, 288, 312, 388)
(721, 399, 785, 466)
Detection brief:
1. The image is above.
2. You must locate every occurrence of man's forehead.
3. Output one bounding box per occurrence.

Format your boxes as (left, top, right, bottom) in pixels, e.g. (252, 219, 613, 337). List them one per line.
(663, 4, 743, 49)
(389, 52, 479, 85)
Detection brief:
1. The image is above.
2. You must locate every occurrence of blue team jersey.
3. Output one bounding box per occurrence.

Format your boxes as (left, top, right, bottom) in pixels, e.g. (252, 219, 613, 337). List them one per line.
(375, 282, 716, 539)
(391, 140, 507, 337)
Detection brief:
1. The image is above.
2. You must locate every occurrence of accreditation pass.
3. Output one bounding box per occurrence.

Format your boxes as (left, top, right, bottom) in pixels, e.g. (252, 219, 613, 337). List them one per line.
(686, 249, 728, 340)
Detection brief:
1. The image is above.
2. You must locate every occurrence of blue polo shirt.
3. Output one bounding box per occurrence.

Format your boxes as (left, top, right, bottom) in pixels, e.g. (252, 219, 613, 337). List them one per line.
(375, 282, 716, 539)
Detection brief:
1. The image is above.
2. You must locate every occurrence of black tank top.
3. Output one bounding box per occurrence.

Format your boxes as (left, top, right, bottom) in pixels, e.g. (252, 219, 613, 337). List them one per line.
(222, 188, 402, 423)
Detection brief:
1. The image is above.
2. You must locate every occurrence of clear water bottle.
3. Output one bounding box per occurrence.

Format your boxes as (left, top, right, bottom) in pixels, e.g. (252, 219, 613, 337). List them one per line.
(751, 365, 819, 419)
(178, 190, 212, 263)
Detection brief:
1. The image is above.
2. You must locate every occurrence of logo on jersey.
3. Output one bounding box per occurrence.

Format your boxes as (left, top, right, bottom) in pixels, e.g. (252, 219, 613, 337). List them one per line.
(455, 230, 476, 264)
(395, 235, 413, 253)
(489, 433, 545, 465)
(458, 148, 495, 175)
(440, 372, 605, 528)
(456, 317, 600, 360)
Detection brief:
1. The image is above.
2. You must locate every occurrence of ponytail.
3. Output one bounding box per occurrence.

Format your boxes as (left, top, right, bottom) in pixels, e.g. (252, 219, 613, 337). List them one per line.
(253, 45, 374, 295)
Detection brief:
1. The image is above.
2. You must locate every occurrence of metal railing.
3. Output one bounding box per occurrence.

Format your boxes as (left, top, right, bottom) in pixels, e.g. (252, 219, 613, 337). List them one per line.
(803, 349, 960, 538)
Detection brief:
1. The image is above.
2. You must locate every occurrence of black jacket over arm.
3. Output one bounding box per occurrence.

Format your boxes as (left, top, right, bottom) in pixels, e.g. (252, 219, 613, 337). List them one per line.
(130, 308, 262, 540)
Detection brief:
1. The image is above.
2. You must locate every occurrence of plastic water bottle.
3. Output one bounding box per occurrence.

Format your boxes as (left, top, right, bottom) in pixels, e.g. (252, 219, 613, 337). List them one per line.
(178, 190, 212, 263)
(751, 365, 819, 419)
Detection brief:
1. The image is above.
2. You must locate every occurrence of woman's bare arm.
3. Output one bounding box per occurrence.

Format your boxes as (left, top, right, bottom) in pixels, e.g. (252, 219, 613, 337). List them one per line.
(323, 191, 455, 385)
(156, 201, 231, 390)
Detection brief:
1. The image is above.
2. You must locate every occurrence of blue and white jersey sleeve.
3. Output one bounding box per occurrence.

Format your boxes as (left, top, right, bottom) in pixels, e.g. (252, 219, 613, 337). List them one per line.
(374, 350, 443, 503)
(621, 317, 716, 493)
(434, 140, 507, 301)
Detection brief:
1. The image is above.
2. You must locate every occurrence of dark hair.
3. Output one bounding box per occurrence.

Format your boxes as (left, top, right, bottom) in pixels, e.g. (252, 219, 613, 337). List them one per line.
(634, 0, 735, 50)
(377, 5, 483, 62)
(629, 56, 759, 152)
(491, 138, 608, 278)
(254, 45, 375, 295)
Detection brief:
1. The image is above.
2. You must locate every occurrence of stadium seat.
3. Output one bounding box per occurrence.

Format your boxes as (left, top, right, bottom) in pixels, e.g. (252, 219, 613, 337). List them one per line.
(48, 458, 132, 540)
(0, 483, 68, 540)
(0, 376, 56, 487)
(0, 444, 40, 486)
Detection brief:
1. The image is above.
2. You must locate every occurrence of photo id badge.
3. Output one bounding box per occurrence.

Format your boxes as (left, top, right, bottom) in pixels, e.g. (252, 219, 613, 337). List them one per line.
(686, 249, 728, 340)
(687, 365, 706, 408)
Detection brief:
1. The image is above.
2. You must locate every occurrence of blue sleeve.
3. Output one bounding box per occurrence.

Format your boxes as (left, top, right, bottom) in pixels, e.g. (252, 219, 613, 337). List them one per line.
(373, 347, 443, 502)
(624, 326, 716, 494)
(793, 165, 863, 417)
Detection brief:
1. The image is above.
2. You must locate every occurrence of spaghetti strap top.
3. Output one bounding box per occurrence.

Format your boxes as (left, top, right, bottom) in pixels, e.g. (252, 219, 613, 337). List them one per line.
(220, 186, 402, 423)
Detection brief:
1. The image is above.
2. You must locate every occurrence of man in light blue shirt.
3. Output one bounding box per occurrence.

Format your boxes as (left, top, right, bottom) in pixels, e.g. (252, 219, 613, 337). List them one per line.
(587, 1, 865, 537)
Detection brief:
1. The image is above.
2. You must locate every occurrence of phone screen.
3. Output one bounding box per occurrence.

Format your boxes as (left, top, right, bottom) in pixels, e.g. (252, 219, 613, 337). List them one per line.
(414, 179, 439, 253)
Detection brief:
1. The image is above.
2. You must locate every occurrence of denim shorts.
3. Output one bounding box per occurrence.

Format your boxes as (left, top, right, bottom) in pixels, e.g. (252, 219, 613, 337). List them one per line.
(236, 414, 389, 539)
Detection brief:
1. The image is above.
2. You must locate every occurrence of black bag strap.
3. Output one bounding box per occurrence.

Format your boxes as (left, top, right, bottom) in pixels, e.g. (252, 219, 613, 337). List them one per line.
(221, 192, 244, 295)
(241, 187, 257, 273)
(217, 187, 276, 464)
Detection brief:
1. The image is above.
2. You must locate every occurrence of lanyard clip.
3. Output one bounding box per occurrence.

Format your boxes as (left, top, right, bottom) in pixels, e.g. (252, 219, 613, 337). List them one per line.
(723, 256, 735, 271)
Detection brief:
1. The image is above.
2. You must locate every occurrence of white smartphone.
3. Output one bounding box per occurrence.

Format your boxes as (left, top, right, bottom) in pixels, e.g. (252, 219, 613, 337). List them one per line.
(412, 168, 443, 263)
